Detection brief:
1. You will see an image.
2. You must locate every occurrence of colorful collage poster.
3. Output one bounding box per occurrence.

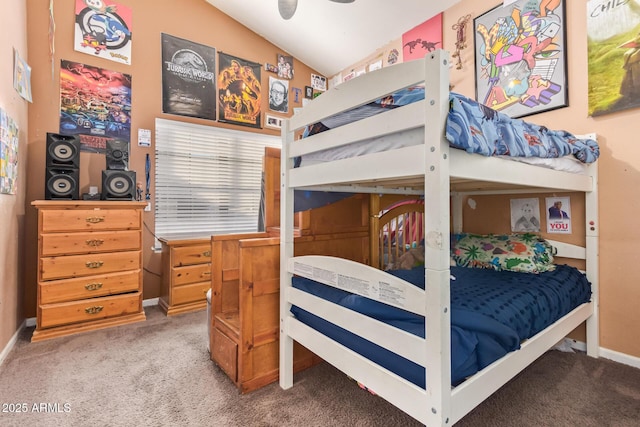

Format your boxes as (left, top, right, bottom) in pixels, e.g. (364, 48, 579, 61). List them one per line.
(13, 49, 33, 102)
(59, 60, 132, 153)
(74, 0, 132, 65)
(474, 1, 568, 118)
(161, 34, 217, 120)
(218, 53, 261, 128)
(402, 13, 443, 62)
(587, 0, 640, 116)
(0, 108, 19, 195)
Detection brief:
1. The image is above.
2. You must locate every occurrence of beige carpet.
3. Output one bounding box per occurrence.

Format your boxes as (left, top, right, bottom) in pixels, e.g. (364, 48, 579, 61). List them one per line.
(0, 306, 638, 427)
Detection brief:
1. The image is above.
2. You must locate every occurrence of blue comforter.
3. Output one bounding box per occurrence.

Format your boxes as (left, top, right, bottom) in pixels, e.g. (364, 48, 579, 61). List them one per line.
(304, 89, 599, 163)
(290, 264, 591, 387)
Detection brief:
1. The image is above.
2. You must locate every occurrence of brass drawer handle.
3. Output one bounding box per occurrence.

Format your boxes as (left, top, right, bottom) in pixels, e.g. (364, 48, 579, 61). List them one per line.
(202, 250, 211, 258)
(202, 271, 211, 276)
(86, 239, 105, 247)
(86, 216, 105, 223)
(85, 306, 104, 315)
(85, 261, 104, 269)
(85, 282, 103, 291)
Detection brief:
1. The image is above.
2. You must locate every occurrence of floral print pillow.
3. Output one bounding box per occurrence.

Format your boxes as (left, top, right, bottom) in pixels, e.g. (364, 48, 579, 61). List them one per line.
(450, 233, 556, 273)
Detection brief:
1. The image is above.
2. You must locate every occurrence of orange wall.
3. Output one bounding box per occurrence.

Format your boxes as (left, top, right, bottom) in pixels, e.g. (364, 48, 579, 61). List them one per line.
(0, 0, 28, 355)
(23, 0, 321, 318)
(334, 0, 640, 360)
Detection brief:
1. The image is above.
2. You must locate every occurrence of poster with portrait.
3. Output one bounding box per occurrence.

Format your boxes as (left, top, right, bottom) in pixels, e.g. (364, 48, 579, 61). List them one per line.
(474, 1, 568, 118)
(74, 0, 132, 65)
(587, 0, 640, 117)
(59, 60, 132, 153)
(161, 33, 217, 120)
(0, 108, 19, 195)
(269, 76, 289, 113)
(310, 74, 326, 91)
(277, 53, 294, 79)
(218, 53, 261, 128)
(510, 197, 541, 233)
(546, 196, 572, 234)
(402, 13, 442, 62)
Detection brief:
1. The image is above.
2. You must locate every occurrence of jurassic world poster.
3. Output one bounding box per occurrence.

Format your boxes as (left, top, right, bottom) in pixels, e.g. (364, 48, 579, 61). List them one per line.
(587, 0, 640, 117)
(218, 53, 262, 128)
(161, 34, 217, 120)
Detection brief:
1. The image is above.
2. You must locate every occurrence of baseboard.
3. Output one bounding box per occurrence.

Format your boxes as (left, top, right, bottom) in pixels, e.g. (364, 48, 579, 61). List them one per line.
(0, 319, 27, 367)
(563, 338, 640, 370)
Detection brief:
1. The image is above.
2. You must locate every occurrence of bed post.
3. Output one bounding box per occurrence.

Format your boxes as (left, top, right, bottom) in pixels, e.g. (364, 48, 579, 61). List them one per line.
(585, 148, 599, 358)
(279, 116, 295, 389)
(423, 50, 453, 426)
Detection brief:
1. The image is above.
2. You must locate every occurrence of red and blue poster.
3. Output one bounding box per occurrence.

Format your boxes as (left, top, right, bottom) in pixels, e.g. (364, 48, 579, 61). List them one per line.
(59, 60, 132, 153)
(402, 14, 443, 62)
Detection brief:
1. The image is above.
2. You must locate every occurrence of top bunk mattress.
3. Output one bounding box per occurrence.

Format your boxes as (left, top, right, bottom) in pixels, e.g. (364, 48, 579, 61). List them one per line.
(297, 90, 599, 173)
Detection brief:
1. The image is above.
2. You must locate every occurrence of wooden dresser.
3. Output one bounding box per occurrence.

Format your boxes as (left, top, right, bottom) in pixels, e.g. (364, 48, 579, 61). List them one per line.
(31, 201, 147, 342)
(158, 236, 212, 316)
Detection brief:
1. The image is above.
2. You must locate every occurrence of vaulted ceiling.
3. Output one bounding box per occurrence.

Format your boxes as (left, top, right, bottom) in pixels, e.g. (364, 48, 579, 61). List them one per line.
(205, 0, 460, 77)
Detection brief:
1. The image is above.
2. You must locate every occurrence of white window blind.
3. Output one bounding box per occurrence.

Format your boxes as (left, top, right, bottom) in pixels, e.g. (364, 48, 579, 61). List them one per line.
(155, 118, 280, 238)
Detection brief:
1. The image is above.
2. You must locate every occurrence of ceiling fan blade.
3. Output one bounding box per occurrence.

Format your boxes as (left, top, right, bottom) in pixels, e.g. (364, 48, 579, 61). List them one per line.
(278, 0, 298, 20)
(329, 0, 355, 3)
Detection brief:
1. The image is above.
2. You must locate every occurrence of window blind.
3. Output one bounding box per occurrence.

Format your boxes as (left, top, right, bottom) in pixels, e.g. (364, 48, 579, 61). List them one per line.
(155, 118, 280, 238)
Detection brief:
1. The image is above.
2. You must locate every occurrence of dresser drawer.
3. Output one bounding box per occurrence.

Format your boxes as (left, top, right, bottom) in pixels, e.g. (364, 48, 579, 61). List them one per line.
(172, 281, 210, 306)
(172, 263, 211, 286)
(172, 244, 211, 267)
(39, 292, 142, 329)
(41, 230, 141, 256)
(41, 208, 141, 232)
(40, 250, 141, 281)
(40, 270, 140, 304)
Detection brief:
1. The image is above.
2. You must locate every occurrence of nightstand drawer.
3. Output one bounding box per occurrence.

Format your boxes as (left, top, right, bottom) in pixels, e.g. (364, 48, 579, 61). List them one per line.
(40, 250, 140, 281)
(172, 281, 210, 306)
(41, 208, 141, 232)
(172, 263, 211, 286)
(172, 244, 211, 267)
(41, 230, 141, 256)
(39, 292, 142, 329)
(40, 270, 140, 304)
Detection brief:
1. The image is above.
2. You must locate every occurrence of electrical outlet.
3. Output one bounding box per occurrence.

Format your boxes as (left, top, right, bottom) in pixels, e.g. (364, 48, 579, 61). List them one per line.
(144, 202, 151, 212)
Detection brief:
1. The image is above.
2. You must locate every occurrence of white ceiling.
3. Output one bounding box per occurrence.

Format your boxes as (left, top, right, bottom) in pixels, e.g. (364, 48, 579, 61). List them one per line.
(205, 0, 460, 77)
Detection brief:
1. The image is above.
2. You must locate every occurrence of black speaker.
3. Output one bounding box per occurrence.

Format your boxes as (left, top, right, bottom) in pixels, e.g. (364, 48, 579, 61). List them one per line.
(101, 170, 136, 200)
(45, 133, 80, 200)
(105, 139, 129, 170)
(45, 168, 79, 200)
(46, 133, 80, 169)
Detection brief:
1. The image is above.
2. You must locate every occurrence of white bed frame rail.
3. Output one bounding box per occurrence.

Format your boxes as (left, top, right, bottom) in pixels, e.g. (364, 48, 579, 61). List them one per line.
(279, 50, 599, 426)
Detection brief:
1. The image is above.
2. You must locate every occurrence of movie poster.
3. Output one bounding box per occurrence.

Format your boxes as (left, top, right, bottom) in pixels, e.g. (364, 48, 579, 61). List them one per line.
(74, 0, 132, 65)
(0, 108, 19, 195)
(218, 53, 261, 128)
(161, 34, 217, 120)
(59, 60, 132, 153)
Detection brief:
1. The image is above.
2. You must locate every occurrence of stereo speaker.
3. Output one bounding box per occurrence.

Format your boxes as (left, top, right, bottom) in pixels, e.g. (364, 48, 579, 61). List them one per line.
(46, 133, 80, 169)
(105, 139, 129, 170)
(45, 133, 80, 200)
(45, 168, 79, 200)
(101, 170, 136, 200)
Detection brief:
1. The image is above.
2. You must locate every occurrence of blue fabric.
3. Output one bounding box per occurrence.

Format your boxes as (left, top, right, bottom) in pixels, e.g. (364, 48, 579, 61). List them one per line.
(290, 264, 591, 387)
(303, 90, 599, 164)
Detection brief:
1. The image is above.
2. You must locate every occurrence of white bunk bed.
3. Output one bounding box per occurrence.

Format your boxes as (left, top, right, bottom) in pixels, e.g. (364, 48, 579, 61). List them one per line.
(278, 50, 599, 426)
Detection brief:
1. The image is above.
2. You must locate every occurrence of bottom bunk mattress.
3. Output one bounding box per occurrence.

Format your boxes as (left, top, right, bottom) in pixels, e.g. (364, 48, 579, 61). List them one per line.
(290, 264, 591, 387)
